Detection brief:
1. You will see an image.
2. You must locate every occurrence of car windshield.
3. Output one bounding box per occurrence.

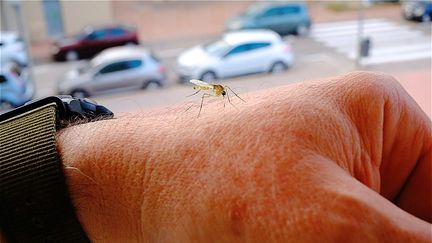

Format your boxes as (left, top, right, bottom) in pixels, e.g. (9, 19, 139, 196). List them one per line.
(75, 30, 88, 40)
(78, 57, 100, 74)
(77, 62, 92, 74)
(243, 4, 266, 17)
(76, 26, 95, 40)
(203, 40, 231, 56)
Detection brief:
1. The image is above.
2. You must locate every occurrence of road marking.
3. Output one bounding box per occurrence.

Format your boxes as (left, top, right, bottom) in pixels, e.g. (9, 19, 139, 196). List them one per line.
(310, 19, 431, 65)
(319, 31, 426, 48)
(312, 25, 412, 38)
(348, 43, 432, 59)
(311, 21, 396, 34)
(311, 18, 386, 29)
(361, 50, 431, 65)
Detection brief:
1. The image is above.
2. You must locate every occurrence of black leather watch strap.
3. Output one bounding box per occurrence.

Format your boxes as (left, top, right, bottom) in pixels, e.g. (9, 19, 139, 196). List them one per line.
(0, 104, 90, 242)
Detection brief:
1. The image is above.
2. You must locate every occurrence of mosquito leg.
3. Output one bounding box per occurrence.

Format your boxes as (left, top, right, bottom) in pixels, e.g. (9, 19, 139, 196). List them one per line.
(225, 85, 246, 102)
(186, 89, 201, 97)
(226, 91, 239, 110)
(198, 93, 212, 117)
(184, 103, 195, 113)
(226, 90, 231, 103)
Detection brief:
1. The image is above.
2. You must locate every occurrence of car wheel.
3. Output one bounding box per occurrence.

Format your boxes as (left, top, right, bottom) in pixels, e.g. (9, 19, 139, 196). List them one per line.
(200, 71, 217, 83)
(65, 51, 79, 61)
(0, 101, 13, 110)
(270, 62, 288, 74)
(143, 80, 162, 90)
(422, 14, 431, 22)
(70, 89, 89, 98)
(295, 24, 310, 36)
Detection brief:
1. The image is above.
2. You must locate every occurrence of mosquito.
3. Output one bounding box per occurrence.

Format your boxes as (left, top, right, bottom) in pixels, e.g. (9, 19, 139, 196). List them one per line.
(186, 79, 245, 117)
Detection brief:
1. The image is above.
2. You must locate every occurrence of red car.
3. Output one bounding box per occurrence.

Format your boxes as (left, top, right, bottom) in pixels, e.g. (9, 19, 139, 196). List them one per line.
(51, 25, 139, 62)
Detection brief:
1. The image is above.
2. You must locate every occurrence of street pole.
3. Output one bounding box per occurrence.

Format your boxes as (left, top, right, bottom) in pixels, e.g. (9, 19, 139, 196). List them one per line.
(10, 0, 35, 88)
(356, 0, 365, 67)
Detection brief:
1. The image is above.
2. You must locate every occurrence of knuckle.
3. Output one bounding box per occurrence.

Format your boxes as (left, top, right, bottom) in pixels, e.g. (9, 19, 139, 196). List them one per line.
(328, 71, 403, 112)
(343, 71, 400, 98)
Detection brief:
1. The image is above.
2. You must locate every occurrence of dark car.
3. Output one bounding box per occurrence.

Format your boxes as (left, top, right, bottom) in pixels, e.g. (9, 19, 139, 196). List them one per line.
(51, 25, 139, 62)
(402, 0, 432, 22)
(225, 2, 311, 36)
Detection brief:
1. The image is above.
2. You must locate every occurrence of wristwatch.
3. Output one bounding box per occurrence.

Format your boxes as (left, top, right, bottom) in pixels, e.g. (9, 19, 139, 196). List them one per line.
(0, 95, 113, 243)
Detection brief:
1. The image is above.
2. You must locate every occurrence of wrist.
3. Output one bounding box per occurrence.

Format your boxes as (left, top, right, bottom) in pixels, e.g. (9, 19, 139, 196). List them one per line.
(57, 118, 147, 242)
(55, 107, 248, 241)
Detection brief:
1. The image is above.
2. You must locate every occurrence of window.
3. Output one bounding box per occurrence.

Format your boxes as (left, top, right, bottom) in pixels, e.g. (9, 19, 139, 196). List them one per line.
(281, 6, 301, 15)
(243, 4, 266, 17)
(262, 7, 283, 18)
(126, 60, 142, 69)
(225, 42, 271, 57)
(204, 40, 231, 56)
(149, 53, 160, 62)
(225, 44, 251, 57)
(97, 60, 142, 75)
(86, 29, 107, 40)
(249, 42, 271, 50)
(110, 28, 127, 37)
(14, 37, 23, 43)
(99, 62, 126, 74)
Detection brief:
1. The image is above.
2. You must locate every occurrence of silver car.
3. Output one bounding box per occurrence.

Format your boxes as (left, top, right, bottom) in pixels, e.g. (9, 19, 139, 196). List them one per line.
(58, 46, 166, 97)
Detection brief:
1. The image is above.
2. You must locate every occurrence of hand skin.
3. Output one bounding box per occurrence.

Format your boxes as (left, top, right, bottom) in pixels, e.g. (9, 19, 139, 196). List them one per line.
(38, 72, 432, 242)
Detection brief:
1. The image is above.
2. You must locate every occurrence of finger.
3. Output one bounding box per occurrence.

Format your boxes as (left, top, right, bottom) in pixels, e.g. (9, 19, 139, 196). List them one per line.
(301, 155, 431, 243)
(396, 140, 431, 222)
(327, 71, 431, 221)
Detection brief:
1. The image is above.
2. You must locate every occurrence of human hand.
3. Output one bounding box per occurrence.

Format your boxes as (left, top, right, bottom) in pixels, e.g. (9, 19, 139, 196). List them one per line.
(57, 71, 431, 242)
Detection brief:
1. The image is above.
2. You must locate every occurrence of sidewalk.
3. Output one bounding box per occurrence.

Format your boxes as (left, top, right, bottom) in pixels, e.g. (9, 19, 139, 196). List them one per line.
(30, 2, 402, 63)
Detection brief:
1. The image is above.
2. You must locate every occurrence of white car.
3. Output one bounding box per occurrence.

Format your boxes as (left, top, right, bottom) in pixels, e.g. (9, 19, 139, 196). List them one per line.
(57, 46, 167, 98)
(0, 32, 28, 67)
(176, 30, 293, 83)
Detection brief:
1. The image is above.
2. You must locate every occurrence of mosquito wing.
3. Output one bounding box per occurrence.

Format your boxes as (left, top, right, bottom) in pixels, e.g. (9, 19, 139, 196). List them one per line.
(190, 79, 214, 89)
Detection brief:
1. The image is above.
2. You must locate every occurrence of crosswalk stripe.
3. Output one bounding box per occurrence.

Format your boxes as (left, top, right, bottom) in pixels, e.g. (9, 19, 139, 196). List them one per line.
(310, 18, 431, 65)
(336, 37, 431, 53)
(361, 51, 431, 65)
(312, 18, 385, 29)
(312, 25, 412, 38)
(348, 43, 431, 59)
(311, 21, 397, 34)
(318, 31, 426, 48)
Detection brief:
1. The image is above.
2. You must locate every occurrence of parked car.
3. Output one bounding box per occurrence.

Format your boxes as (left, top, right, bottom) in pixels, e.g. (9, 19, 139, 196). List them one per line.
(57, 46, 166, 97)
(0, 63, 34, 109)
(176, 29, 293, 83)
(51, 25, 139, 62)
(402, 0, 432, 22)
(0, 32, 28, 67)
(225, 2, 311, 36)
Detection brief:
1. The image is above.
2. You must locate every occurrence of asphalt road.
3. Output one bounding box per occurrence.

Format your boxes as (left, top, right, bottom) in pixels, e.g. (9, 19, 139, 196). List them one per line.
(31, 18, 431, 116)
(33, 36, 353, 112)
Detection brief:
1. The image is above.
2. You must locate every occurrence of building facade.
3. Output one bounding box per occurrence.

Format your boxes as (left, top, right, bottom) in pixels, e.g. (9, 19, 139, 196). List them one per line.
(0, 0, 113, 43)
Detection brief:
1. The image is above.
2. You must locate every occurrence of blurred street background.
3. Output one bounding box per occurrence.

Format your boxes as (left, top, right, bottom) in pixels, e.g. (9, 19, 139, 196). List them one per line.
(0, 0, 430, 117)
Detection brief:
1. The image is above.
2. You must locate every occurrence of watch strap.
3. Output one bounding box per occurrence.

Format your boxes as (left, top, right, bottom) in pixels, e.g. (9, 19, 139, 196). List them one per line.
(0, 104, 90, 242)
